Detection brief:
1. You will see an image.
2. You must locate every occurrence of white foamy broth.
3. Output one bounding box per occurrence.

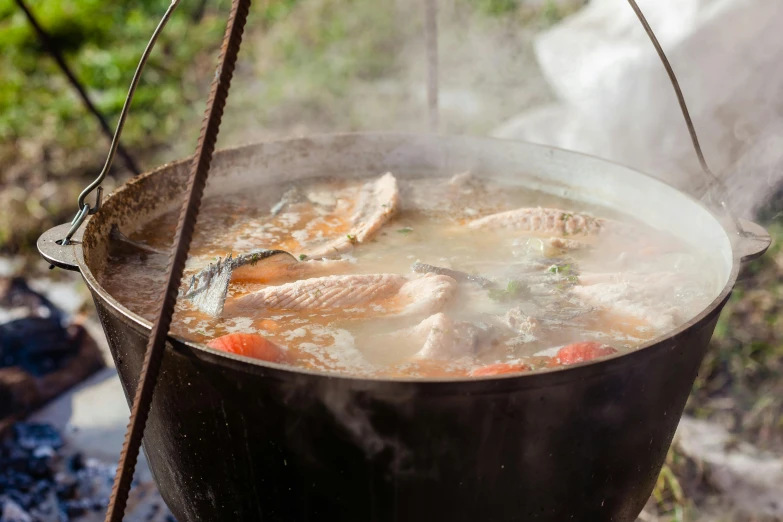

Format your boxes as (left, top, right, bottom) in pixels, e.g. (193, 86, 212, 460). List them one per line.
(100, 172, 722, 377)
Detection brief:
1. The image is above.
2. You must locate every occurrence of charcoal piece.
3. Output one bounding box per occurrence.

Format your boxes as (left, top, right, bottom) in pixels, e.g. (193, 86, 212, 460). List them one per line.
(12, 424, 63, 452)
(67, 453, 84, 473)
(62, 498, 91, 517)
(0, 319, 77, 376)
(0, 277, 77, 377)
(0, 472, 33, 492)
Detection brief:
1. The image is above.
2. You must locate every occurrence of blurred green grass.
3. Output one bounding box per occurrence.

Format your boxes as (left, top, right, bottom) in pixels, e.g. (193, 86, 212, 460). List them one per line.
(0, 0, 232, 151)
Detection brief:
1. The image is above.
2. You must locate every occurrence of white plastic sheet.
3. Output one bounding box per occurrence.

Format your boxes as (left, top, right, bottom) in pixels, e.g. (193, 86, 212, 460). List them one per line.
(493, 0, 783, 217)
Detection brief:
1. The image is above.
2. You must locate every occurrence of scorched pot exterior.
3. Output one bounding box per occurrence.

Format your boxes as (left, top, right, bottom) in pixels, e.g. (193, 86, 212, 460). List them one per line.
(93, 290, 723, 522)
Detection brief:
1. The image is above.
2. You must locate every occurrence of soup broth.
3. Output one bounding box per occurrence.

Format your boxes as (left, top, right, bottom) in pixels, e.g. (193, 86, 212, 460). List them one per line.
(100, 171, 721, 378)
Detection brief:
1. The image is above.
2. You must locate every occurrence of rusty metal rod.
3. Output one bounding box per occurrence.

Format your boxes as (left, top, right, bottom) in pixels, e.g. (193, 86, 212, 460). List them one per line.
(13, 0, 141, 176)
(424, 0, 439, 132)
(103, 0, 252, 519)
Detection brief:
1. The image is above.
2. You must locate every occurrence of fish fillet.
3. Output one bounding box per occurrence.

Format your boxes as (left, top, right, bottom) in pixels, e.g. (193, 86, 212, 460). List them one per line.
(231, 258, 353, 285)
(547, 236, 590, 252)
(305, 172, 400, 258)
(468, 207, 605, 237)
(391, 313, 500, 360)
(229, 273, 456, 317)
(571, 281, 680, 333)
(504, 307, 540, 338)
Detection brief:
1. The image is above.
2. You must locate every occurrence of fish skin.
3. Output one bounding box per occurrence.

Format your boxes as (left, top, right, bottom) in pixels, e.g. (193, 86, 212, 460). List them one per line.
(305, 172, 400, 258)
(468, 207, 606, 237)
(231, 257, 353, 284)
(228, 273, 457, 317)
(233, 274, 404, 311)
(181, 251, 355, 316)
(411, 261, 495, 289)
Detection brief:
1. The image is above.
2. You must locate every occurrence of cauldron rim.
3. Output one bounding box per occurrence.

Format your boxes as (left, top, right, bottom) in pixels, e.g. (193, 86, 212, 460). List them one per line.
(73, 131, 751, 385)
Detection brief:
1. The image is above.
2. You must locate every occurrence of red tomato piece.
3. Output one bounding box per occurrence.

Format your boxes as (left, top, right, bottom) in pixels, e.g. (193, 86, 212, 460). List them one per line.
(207, 333, 288, 363)
(469, 362, 530, 377)
(549, 341, 616, 367)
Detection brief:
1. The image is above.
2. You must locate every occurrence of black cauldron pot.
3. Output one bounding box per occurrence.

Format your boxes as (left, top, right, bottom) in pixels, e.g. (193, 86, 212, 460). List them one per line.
(39, 133, 771, 522)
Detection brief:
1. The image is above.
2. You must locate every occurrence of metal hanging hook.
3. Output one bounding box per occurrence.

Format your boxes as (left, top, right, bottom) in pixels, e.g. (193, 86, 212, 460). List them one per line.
(625, 0, 747, 236)
(61, 0, 182, 245)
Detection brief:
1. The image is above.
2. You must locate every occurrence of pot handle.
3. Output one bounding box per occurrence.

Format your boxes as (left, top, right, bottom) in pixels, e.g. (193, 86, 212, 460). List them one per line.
(735, 219, 772, 263)
(38, 223, 81, 271)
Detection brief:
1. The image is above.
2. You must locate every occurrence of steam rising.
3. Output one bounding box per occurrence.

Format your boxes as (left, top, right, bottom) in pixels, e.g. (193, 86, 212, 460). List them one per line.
(283, 375, 415, 472)
(492, 0, 783, 220)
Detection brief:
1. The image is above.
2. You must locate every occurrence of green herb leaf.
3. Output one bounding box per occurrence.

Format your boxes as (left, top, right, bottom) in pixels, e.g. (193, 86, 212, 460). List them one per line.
(347, 234, 357, 243)
(548, 263, 571, 275)
(397, 227, 413, 235)
(487, 280, 529, 302)
(299, 254, 308, 261)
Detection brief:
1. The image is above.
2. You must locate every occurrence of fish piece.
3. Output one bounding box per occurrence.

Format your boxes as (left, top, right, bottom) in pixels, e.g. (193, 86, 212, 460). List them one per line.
(207, 333, 289, 363)
(234, 274, 403, 311)
(571, 281, 679, 333)
(548, 341, 616, 367)
(229, 273, 457, 317)
(182, 250, 298, 316)
(385, 274, 458, 317)
(305, 172, 400, 258)
(468, 207, 606, 237)
(405, 313, 462, 359)
(411, 261, 494, 289)
(232, 257, 353, 284)
(469, 361, 530, 377)
(503, 308, 541, 337)
(546, 236, 590, 252)
(397, 313, 501, 361)
(182, 250, 353, 316)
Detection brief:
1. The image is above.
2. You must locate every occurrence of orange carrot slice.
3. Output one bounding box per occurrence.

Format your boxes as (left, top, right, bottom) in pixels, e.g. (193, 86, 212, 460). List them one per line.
(549, 341, 616, 367)
(207, 333, 288, 363)
(469, 362, 530, 377)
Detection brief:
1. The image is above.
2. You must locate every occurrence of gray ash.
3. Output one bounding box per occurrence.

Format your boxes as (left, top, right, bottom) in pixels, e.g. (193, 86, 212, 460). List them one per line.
(0, 423, 175, 521)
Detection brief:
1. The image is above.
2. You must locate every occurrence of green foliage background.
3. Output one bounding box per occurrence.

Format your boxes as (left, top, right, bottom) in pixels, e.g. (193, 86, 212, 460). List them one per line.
(0, 0, 229, 151)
